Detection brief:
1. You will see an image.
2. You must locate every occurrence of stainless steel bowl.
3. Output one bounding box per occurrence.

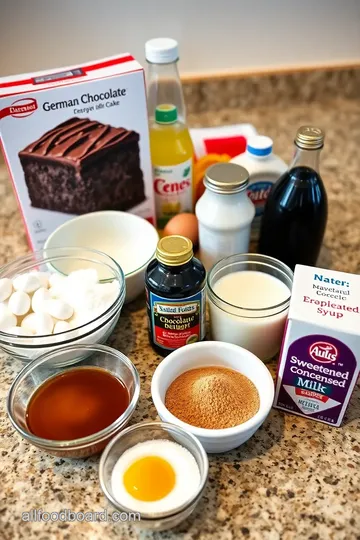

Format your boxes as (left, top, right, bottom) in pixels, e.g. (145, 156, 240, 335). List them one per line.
(7, 344, 140, 458)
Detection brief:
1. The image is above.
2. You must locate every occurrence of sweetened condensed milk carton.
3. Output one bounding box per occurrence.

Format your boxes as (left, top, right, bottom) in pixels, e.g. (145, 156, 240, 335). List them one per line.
(274, 265, 360, 426)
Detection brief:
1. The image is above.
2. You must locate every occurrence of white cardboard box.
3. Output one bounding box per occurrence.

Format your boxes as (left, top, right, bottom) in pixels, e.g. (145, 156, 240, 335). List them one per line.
(0, 54, 156, 250)
(274, 265, 360, 426)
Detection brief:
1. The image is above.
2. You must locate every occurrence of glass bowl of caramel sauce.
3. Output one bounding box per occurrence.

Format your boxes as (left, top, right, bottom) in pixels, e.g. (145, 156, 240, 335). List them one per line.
(7, 344, 140, 458)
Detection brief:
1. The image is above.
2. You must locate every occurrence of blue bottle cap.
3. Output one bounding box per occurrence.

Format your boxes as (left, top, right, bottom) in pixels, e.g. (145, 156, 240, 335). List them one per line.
(247, 136, 273, 157)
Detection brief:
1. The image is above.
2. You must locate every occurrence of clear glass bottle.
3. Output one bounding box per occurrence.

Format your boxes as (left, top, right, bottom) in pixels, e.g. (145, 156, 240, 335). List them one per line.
(259, 126, 328, 270)
(145, 38, 194, 230)
(146, 38, 186, 123)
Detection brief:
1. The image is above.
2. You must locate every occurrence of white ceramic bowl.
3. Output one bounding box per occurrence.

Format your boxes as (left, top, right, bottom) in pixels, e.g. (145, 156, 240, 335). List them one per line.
(151, 341, 274, 453)
(45, 211, 159, 303)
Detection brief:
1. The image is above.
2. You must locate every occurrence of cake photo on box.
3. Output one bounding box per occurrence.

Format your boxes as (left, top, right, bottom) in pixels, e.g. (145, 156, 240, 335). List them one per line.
(18, 117, 146, 214)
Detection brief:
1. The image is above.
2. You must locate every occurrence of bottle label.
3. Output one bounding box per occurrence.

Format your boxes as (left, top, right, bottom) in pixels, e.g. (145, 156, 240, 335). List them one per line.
(274, 334, 358, 426)
(199, 225, 251, 271)
(153, 159, 193, 229)
(247, 181, 273, 241)
(147, 287, 205, 351)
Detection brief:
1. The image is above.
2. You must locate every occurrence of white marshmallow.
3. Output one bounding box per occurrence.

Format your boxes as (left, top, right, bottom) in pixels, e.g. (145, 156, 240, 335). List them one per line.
(46, 299, 73, 320)
(32, 287, 51, 313)
(53, 320, 72, 334)
(13, 273, 41, 293)
(30, 271, 50, 289)
(6, 326, 34, 336)
(48, 273, 66, 288)
(0, 304, 17, 331)
(48, 274, 67, 298)
(21, 312, 54, 335)
(0, 303, 9, 314)
(8, 291, 31, 316)
(0, 278, 13, 302)
(20, 313, 38, 333)
(48, 286, 60, 298)
(69, 312, 92, 328)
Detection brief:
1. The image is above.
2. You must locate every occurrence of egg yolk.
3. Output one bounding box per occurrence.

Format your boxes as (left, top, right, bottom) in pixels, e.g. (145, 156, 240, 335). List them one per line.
(123, 455, 176, 502)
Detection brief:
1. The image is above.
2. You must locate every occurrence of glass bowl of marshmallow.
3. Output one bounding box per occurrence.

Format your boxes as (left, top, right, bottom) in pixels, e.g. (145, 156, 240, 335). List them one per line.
(0, 247, 125, 361)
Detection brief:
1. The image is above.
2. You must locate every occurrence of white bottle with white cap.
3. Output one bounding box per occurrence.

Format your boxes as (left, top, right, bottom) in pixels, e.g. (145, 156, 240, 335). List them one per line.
(231, 136, 287, 243)
(195, 163, 255, 271)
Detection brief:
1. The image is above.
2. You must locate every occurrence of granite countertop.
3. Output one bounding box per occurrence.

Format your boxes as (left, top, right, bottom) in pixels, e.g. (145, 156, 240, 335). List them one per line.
(0, 97, 359, 540)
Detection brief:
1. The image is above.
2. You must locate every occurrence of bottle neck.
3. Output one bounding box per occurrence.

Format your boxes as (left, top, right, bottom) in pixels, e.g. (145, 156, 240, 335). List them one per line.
(246, 149, 272, 161)
(158, 259, 193, 272)
(290, 145, 321, 172)
(146, 61, 186, 123)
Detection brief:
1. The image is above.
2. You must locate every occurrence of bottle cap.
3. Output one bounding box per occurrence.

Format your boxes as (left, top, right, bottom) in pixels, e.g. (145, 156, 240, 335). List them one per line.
(247, 135, 273, 156)
(155, 104, 178, 124)
(156, 236, 193, 266)
(295, 126, 325, 150)
(204, 163, 249, 194)
(145, 38, 179, 64)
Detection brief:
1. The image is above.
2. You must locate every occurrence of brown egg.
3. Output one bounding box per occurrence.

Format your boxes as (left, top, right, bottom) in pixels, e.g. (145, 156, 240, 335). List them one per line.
(163, 213, 199, 246)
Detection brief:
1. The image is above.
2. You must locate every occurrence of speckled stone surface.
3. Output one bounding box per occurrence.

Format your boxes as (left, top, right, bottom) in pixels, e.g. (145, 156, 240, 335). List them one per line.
(183, 68, 360, 114)
(0, 97, 360, 540)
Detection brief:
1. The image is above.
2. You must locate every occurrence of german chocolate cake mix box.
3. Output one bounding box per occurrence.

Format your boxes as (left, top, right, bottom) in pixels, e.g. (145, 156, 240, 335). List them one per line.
(0, 54, 156, 249)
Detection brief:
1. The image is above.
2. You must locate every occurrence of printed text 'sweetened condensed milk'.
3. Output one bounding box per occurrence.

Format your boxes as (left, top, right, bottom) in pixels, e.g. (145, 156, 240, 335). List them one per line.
(274, 265, 360, 426)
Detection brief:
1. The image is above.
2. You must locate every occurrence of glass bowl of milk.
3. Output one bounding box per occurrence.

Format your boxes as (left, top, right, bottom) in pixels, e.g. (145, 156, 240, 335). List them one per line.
(207, 254, 293, 361)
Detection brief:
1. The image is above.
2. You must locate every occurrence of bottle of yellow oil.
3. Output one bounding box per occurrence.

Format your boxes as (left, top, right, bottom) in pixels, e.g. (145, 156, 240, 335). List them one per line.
(145, 38, 194, 230)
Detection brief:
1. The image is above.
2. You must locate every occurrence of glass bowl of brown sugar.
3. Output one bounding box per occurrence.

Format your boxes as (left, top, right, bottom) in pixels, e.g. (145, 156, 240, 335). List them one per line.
(151, 341, 274, 453)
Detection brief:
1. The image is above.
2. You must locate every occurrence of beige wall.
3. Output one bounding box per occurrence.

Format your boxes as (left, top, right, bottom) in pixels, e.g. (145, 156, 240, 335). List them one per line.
(1, 0, 360, 78)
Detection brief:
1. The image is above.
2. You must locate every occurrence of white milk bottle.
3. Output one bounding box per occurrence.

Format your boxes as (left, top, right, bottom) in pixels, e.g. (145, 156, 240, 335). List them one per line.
(195, 163, 255, 271)
(231, 136, 287, 243)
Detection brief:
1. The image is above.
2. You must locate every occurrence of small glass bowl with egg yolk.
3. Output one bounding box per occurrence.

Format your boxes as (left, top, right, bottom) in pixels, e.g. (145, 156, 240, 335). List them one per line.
(99, 421, 208, 531)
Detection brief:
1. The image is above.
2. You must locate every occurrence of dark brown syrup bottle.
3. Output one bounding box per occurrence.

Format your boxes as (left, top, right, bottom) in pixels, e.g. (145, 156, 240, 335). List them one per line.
(259, 126, 328, 270)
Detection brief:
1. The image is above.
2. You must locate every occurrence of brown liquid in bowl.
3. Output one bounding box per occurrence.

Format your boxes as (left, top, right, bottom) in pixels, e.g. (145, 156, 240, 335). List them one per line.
(26, 367, 129, 440)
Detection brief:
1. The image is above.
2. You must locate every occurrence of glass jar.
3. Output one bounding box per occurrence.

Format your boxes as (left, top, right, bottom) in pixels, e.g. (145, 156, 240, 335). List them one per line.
(195, 162, 255, 271)
(207, 253, 293, 361)
(145, 235, 206, 356)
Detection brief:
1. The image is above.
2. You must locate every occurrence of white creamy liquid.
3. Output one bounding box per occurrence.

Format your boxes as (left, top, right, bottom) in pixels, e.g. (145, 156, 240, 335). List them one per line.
(210, 271, 291, 361)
